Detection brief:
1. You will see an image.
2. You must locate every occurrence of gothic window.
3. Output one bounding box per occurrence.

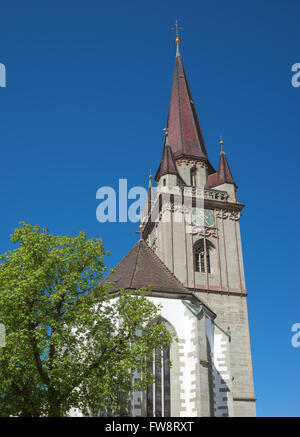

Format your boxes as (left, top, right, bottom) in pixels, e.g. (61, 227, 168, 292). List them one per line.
(190, 168, 197, 186)
(146, 345, 171, 417)
(194, 239, 214, 273)
(163, 178, 166, 186)
(146, 318, 176, 417)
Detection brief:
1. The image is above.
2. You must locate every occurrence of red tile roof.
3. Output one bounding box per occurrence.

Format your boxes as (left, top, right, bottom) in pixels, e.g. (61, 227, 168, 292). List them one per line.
(218, 150, 235, 185)
(100, 239, 216, 316)
(206, 148, 236, 188)
(102, 240, 189, 295)
(166, 50, 209, 162)
(155, 143, 179, 181)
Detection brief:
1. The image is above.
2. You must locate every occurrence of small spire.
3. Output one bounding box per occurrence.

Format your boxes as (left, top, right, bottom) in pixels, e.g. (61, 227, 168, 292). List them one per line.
(148, 169, 153, 193)
(146, 169, 154, 217)
(217, 138, 236, 186)
(206, 137, 236, 189)
(154, 130, 179, 181)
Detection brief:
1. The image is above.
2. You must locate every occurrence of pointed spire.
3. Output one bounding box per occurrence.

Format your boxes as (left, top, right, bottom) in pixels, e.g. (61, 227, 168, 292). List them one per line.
(148, 168, 153, 187)
(205, 137, 236, 188)
(147, 169, 154, 212)
(155, 132, 180, 181)
(165, 33, 212, 164)
(217, 137, 235, 185)
(142, 170, 156, 221)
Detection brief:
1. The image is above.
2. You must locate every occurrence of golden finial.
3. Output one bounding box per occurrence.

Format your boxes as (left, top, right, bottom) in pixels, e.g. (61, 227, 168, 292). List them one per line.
(135, 223, 144, 240)
(219, 135, 225, 154)
(149, 169, 152, 179)
(171, 20, 183, 45)
(164, 128, 170, 146)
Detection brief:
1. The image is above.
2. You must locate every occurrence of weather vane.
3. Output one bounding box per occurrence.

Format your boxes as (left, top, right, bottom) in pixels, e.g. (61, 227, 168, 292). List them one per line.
(171, 20, 183, 44)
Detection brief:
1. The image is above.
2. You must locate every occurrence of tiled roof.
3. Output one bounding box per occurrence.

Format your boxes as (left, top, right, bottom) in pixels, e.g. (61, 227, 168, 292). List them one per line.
(155, 144, 179, 181)
(206, 149, 236, 188)
(218, 150, 236, 185)
(100, 240, 216, 317)
(102, 240, 189, 295)
(166, 50, 210, 162)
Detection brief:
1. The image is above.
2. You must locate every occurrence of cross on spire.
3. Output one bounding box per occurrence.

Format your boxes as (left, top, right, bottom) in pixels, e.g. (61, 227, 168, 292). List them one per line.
(171, 19, 183, 45)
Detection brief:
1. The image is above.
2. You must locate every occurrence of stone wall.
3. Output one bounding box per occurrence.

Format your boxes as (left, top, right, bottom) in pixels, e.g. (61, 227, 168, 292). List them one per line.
(195, 292, 256, 416)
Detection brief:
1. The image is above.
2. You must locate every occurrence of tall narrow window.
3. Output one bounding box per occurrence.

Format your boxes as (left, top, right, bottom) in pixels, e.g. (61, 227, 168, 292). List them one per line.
(194, 239, 213, 273)
(190, 168, 197, 186)
(146, 345, 171, 417)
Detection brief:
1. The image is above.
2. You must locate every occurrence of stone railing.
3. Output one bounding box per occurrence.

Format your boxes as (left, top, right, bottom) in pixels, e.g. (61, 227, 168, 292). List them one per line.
(179, 186, 229, 201)
(141, 185, 229, 225)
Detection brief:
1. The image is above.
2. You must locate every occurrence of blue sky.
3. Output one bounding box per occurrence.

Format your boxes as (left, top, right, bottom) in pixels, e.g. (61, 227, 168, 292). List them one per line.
(0, 0, 299, 416)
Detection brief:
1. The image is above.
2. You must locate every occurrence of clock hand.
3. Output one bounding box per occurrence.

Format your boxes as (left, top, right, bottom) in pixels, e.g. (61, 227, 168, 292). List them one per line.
(197, 210, 209, 226)
(204, 215, 210, 225)
(199, 210, 208, 223)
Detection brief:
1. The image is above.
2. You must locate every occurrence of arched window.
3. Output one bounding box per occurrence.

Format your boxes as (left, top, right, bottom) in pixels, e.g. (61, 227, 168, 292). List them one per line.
(146, 318, 178, 417)
(163, 178, 166, 187)
(146, 345, 170, 417)
(194, 239, 214, 273)
(190, 168, 197, 186)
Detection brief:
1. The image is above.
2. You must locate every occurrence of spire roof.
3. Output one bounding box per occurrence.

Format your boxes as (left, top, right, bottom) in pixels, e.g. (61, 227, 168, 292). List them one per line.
(206, 139, 236, 188)
(146, 170, 155, 215)
(217, 142, 235, 185)
(154, 134, 180, 181)
(166, 43, 210, 162)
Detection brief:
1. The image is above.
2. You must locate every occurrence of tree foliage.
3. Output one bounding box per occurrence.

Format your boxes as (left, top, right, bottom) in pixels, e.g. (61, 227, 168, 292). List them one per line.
(0, 223, 173, 417)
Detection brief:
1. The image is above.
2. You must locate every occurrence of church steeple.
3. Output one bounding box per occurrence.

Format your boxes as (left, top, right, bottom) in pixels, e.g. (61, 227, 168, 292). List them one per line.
(166, 37, 209, 162)
(103, 29, 256, 418)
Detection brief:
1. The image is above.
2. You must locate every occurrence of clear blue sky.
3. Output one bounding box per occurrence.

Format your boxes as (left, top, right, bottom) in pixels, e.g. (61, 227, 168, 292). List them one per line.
(0, 0, 299, 417)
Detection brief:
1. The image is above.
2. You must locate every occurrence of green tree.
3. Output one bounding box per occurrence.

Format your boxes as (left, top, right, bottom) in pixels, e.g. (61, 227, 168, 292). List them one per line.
(0, 223, 173, 417)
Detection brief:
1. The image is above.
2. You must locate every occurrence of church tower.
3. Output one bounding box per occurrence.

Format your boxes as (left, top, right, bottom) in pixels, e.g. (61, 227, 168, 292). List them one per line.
(140, 34, 256, 417)
(103, 31, 256, 417)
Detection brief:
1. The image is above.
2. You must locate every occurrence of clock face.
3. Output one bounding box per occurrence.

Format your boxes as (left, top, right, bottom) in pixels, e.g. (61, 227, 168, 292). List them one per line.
(191, 208, 215, 227)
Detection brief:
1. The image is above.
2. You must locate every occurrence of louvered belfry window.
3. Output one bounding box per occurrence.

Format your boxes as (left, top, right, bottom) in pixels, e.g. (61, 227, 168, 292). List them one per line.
(194, 240, 211, 273)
